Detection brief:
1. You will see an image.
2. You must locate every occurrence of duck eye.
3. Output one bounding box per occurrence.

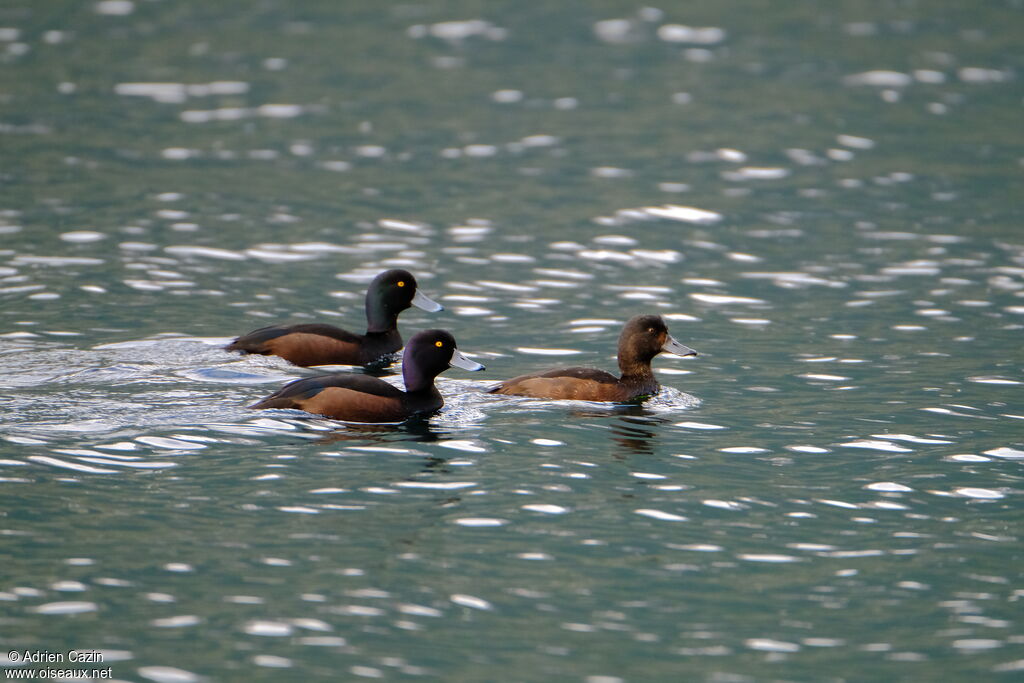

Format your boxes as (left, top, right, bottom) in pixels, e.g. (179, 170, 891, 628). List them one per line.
(397, 281, 405, 287)
(435, 341, 443, 347)
(647, 327, 655, 334)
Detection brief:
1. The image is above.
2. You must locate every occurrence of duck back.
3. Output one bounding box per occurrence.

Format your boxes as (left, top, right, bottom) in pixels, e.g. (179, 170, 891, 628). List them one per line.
(227, 324, 399, 367)
(489, 366, 656, 401)
(250, 373, 439, 422)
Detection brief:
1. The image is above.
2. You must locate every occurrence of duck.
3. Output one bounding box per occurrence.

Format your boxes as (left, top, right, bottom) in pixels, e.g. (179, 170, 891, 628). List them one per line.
(486, 314, 696, 402)
(225, 269, 443, 367)
(249, 329, 484, 422)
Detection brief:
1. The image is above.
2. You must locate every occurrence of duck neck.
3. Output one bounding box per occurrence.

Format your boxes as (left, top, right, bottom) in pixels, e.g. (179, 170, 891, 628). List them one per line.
(364, 327, 401, 347)
(365, 296, 399, 335)
(403, 363, 440, 395)
(618, 352, 657, 388)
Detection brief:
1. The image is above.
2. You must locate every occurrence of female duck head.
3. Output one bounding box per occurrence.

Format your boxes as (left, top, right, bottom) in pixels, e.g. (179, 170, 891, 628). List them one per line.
(365, 269, 443, 333)
(617, 314, 697, 372)
(402, 329, 485, 392)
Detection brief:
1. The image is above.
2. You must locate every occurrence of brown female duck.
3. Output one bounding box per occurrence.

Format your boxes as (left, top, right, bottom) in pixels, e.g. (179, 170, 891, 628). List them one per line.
(487, 314, 696, 402)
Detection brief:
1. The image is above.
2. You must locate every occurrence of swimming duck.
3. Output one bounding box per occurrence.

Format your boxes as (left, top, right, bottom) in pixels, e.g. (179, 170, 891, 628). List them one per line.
(487, 314, 696, 402)
(225, 269, 443, 367)
(249, 329, 484, 422)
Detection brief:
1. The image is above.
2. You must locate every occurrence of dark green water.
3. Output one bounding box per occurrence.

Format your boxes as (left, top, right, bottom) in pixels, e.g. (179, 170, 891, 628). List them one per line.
(2, 1, 1023, 681)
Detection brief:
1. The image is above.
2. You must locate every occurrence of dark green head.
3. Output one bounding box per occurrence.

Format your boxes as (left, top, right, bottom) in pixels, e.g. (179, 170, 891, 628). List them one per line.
(364, 269, 443, 333)
(402, 329, 484, 393)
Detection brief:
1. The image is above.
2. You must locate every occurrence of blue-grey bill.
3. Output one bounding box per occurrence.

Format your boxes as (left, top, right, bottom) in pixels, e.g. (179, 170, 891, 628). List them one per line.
(662, 335, 697, 357)
(411, 289, 444, 312)
(450, 349, 485, 371)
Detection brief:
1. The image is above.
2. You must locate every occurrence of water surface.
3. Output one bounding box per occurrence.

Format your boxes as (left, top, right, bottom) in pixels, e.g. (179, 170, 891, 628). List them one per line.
(2, 1, 1023, 681)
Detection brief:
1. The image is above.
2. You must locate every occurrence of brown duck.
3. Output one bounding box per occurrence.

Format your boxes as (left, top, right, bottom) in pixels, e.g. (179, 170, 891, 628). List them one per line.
(487, 314, 696, 402)
(249, 329, 484, 422)
(225, 269, 442, 367)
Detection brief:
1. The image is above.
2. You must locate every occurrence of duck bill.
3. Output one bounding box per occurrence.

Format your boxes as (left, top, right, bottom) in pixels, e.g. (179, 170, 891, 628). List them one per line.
(662, 335, 697, 357)
(411, 290, 444, 312)
(450, 349, 485, 371)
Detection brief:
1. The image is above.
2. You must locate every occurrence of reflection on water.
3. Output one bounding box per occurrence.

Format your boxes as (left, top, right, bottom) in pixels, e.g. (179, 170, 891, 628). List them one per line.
(608, 415, 664, 457)
(2, 0, 1023, 680)
(312, 418, 450, 448)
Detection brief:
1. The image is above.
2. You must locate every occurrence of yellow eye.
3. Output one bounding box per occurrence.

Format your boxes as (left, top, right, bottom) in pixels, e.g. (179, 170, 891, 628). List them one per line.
(397, 281, 405, 287)
(435, 341, 443, 347)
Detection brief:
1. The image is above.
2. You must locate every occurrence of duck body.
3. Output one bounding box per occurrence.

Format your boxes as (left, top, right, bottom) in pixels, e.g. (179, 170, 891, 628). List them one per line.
(249, 372, 441, 423)
(488, 366, 659, 402)
(250, 329, 484, 423)
(488, 314, 696, 403)
(225, 323, 400, 367)
(226, 269, 442, 367)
